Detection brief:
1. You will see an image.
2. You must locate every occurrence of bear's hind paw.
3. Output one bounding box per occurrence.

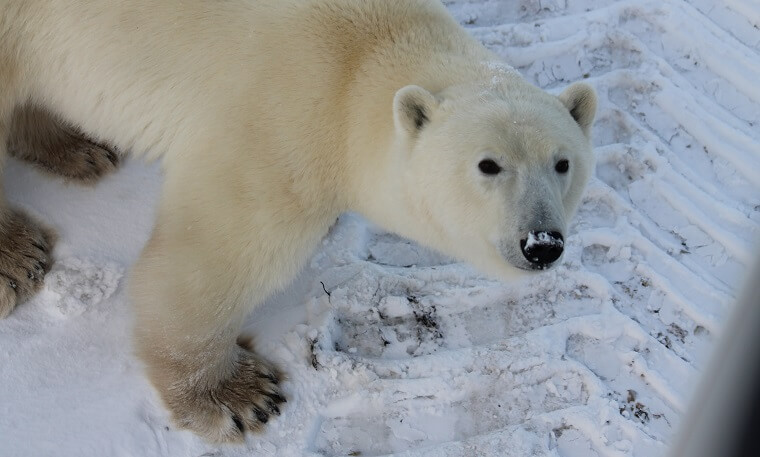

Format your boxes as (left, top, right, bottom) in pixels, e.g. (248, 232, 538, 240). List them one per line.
(0, 209, 55, 318)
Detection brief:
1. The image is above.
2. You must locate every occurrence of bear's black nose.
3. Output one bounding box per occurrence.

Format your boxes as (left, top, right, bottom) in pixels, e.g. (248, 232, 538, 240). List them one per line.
(520, 231, 564, 268)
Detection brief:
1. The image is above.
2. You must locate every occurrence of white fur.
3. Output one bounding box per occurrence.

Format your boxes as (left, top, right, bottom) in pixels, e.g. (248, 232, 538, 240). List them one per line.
(0, 0, 596, 442)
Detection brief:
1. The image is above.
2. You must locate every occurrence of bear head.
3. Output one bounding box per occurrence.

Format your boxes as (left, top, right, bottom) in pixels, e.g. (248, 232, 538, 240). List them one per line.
(388, 80, 596, 280)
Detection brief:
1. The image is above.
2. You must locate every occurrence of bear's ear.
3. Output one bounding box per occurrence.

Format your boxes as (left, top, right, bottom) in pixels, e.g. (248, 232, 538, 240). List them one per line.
(558, 82, 597, 137)
(393, 85, 438, 137)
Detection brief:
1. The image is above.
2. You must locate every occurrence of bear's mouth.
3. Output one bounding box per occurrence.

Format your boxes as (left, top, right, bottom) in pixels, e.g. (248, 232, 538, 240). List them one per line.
(500, 244, 561, 273)
(513, 262, 555, 272)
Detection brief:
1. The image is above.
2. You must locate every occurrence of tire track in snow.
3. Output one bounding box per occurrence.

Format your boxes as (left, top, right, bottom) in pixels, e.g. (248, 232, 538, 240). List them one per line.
(686, 0, 760, 51)
(291, 1, 759, 455)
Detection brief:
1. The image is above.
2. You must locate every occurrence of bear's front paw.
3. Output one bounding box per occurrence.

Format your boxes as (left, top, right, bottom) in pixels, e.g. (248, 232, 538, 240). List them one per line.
(165, 343, 286, 443)
(47, 140, 120, 184)
(0, 209, 55, 318)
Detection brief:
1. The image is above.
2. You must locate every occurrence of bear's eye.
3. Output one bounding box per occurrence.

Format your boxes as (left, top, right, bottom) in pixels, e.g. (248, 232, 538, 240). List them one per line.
(555, 159, 570, 174)
(478, 159, 502, 175)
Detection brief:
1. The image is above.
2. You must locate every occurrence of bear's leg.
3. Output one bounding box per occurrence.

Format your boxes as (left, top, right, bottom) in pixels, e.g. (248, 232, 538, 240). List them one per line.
(0, 81, 56, 318)
(131, 212, 290, 443)
(8, 104, 119, 184)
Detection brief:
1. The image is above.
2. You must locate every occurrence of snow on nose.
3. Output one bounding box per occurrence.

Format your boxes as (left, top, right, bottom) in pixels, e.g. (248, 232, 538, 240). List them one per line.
(520, 231, 564, 268)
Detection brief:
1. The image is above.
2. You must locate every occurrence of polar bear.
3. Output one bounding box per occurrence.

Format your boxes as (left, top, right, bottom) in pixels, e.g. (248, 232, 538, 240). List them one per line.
(0, 0, 596, 443)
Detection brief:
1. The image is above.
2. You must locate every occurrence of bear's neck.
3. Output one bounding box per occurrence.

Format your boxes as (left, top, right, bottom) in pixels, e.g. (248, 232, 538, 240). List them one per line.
(339, 10, 494, 237)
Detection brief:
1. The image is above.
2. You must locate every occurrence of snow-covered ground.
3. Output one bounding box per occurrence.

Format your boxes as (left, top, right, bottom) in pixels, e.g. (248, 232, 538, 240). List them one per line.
(2, 0, 758, 456)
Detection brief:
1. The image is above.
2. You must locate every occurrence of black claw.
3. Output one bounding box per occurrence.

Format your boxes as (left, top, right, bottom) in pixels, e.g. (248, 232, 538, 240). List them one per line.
(231, 414, 244, 433)
(266, 400, 280, 416)
(254, 408, 269, 424)
(269, 393, 287, 404)
(86, 158, 97, 166)
(263, 373, 280, 384)
(31, 242, 47, 253)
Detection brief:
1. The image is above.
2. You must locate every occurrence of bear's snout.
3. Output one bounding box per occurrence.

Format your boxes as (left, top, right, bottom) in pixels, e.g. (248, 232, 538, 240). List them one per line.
(520, 231, 564, 269)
